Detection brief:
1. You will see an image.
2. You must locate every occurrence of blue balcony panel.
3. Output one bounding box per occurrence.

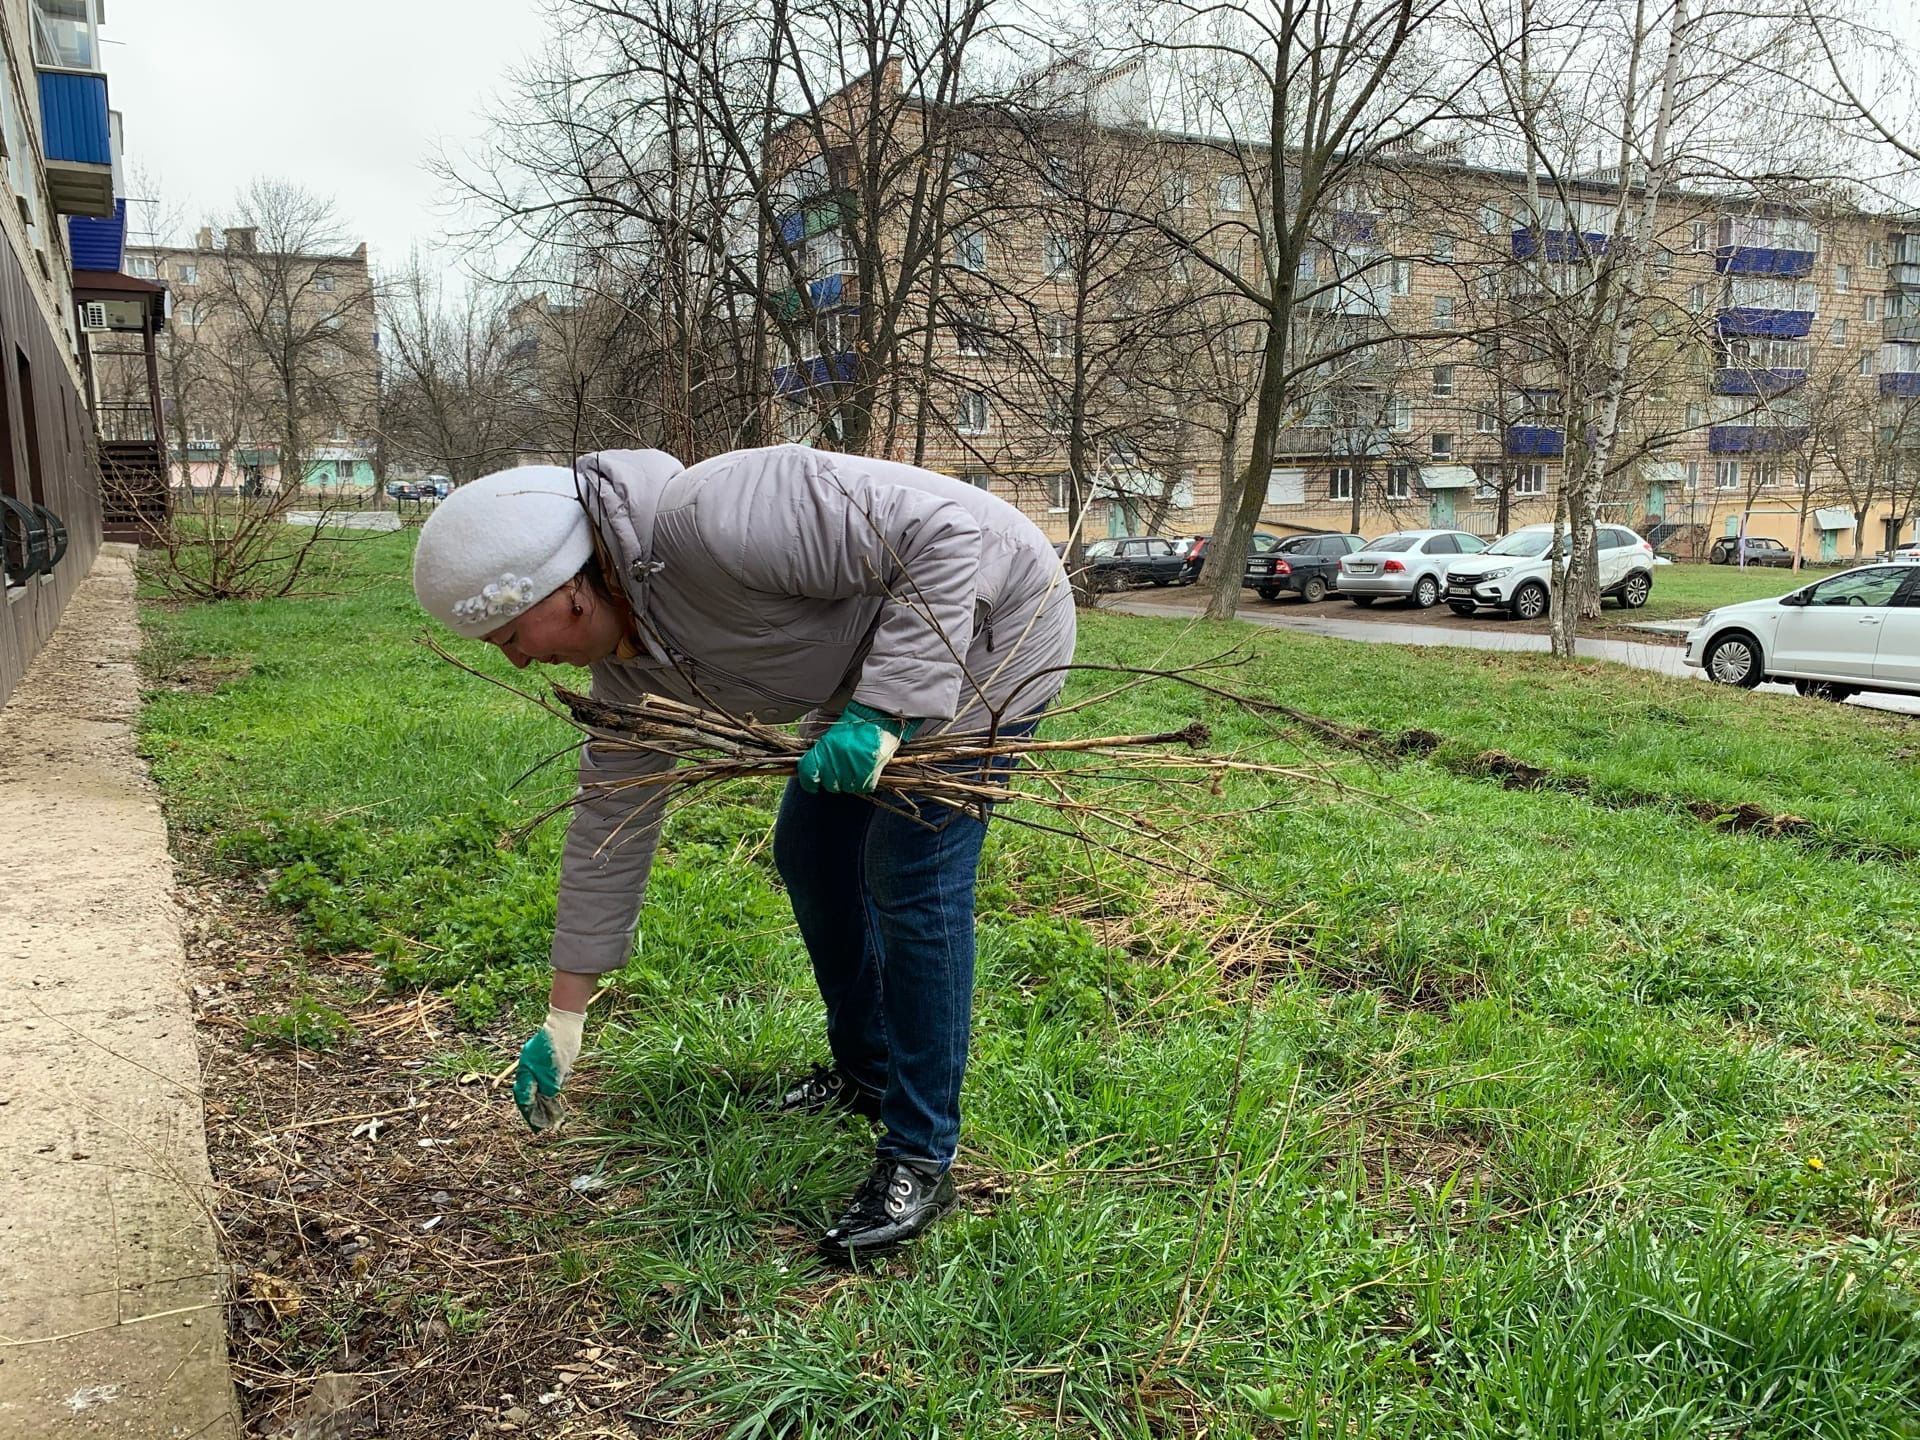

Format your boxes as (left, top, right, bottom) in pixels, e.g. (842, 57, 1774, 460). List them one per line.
(1712, 366, 1806, 395)
(1511, 229, 1609, 262)
(1716, 307, 1815, 339)
(1714, 245, 1816, 277)
(1707, 424, 1809, 454)
(38, 70, 110, 165)
(772, 351, 856, 397)
(1505, 424, 1564, 457)
(67, 197, 126, 272)
(1880, 372, 1920, 399)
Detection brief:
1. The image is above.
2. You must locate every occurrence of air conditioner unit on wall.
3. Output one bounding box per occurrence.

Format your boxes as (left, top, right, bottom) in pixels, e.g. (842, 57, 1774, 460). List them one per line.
(80, 302, 110, 332)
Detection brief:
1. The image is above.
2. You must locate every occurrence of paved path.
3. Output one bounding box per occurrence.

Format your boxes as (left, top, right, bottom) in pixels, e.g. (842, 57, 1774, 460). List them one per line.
(0, 546, 240, 1439)
(1112, 595, 1920, 717)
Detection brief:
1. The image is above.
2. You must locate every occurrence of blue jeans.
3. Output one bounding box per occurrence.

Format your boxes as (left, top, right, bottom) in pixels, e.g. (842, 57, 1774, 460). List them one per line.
(771, 719, 1038, 1168)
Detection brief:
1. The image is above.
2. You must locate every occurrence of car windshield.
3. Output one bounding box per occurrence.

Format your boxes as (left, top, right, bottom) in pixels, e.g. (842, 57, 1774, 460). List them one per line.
(1484, 530, 1555, 558)
(1084, 540, 1119, 557)
(1360, 535, 1418, 553)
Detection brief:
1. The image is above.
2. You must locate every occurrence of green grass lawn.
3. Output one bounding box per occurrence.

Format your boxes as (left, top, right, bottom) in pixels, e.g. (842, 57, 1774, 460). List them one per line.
(140, 533, 1920, 1438)
(1632, 562, 1837, 624)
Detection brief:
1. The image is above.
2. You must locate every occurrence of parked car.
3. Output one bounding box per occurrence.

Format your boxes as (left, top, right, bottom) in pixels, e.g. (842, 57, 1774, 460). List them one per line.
(1337, 529, 1490, 609)
(1177, 532, 1282, 585)
(1708, 535, 1795, 567)
(1444, 523, 1656, 620)
(1244, 533, 1365, 603)
(1082, 535, 1187, 589)
(1889, 541, 1920, 564)
(1684, 563, 1920, 701)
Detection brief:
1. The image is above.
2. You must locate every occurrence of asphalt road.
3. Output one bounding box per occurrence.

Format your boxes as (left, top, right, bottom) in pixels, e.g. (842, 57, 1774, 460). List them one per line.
(1111, 592, 1920, 718)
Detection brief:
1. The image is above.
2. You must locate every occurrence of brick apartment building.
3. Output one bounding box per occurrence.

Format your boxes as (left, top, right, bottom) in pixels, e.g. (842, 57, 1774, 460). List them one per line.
(763, 69, 1920, 561)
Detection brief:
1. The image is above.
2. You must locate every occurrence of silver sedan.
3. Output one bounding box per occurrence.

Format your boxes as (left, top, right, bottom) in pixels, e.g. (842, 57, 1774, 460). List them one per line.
(1337, 529, 1490, 608)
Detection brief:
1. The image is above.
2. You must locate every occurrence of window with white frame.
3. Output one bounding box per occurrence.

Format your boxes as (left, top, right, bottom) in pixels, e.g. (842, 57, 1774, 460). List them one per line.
(1165, 172, 1192, 209)
(782, 405, 811, 444)
(1473, 463, 1499, 499)
(1432, 364, 1455, 397)
(1218, 241, 1244, 276)
(1046, 471, 1072, 510)
(1753, 460, 1779, 489)
(1684, 461, 1700, 490)
(128, 254, 157, 278)
(955, 228, 987, 272)
(1688, 284, 1706, 312)
(1386, 464, 1413, 500)
(1432, 295, 1455, 327)
(1686, 401, 1706, 428)
(315, 272, 336, 293)
(1860, 350, 1876, 376)
(953, 151, 984, 189)
(955, 311, 989, 357)
(1714, 460, 1740, 491)
(1476, 406, 1499, 434)
(1654, 250, 1673, 281)
(1835, 263, 1852, 291)
(1865, 295, 1879, 322)
(1867, 240, 1883, 266)
(1391, 260, 1411, 297)
(1480, 203, 1503, 235)
(1327, 466, 1354, 501)
(1431, 432, 1454, 460)
(1433, 233, 1455, 262)
(1217, 173, 1245, 211)
(1044, 313, 1073, 358)
(1046, 155, 1070, 191)
(956, 390, 990, 434)
(1044, 231, 1071, 276)
(1691, 220, 1711, 252)
(1831, 317, 1848, 346)
(1295, 251, 1316, 282)
(1514, 463, 1545, 496)
(176, 262, 197, 285)
(1388, 396, 1412, 433)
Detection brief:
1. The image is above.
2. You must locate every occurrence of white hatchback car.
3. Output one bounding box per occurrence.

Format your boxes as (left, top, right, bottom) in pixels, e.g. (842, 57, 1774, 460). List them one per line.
(1683, 563, 1920, 700)
(1444, 523, 1656, 620)
(1337, 529, 1489, 609)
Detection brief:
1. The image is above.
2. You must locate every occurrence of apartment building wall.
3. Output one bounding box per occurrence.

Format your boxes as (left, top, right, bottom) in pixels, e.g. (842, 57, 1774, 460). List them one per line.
(0, 0, 105, 704)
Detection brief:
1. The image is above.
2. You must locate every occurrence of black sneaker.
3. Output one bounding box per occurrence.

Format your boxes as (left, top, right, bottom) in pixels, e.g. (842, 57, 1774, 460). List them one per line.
(818, 1156, 956, 1265)
(779, 1065, 884, 1121)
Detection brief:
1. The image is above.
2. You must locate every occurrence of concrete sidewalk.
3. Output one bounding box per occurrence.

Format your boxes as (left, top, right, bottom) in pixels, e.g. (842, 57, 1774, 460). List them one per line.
(0, 546, 239, 1439)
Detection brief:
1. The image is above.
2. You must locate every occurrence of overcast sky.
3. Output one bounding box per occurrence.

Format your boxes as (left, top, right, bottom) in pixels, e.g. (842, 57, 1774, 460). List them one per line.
(104, 0, 549, 273)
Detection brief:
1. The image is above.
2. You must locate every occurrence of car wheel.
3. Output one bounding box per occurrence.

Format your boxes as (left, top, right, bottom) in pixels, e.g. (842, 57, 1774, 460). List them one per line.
(1301, 576, 1329, 603)
(1257, 586, 1280, 602)
(1794, 679, 1857, 702)
(1411, 575, 1439, 609)
(1619, 571, 1652, 609)
(1447, 601, 1476, 616)
(1351, 595, 1377, 607)
(1705, 632, 1764, 688)
(1510, 582, 1550, 621)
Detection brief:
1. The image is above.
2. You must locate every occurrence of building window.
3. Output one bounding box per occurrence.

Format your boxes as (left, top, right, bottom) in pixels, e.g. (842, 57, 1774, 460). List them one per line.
(1654, 250, 1673, 281)
(1860, 350, 1876, 377)
(1296, 251, 1316, 282)
(1480, 203, 1503, 235)
(1328, 466, 1354, 501)
(1476, 407, 1499, 435)
(1217, 173, 1245, 211)
(1046, 472, 1071, 510)
(1388, 396, 1412, 433)
(336, 458, 354, 479)
(1867, 240, 1883, 266)
(176, 262, 198, 285)
(956, 390, 990, 435)
(1692, 220, 1710, 252)
(1044, 231, 1071, 276)
(1835, 263, 1851, 292)
(953, 151, 984, 189)
(955, 228, 987, 272)
(1831, 317, 1848, 346)
(1386, 464, 1413, 500)
(1432, 364, 1455, 397)
(1044, 313, 1073, 358)
(1432, 295, 1455, 327)
(1714, 460, 1740, 491)
(955, 311, 990, 357)
(1431, 432, 1454, 460)
(1046, 154, 1070, 191)
(1165, 172, 1192, 209)
(1688, 284, 1706, 311)
(1684, 461, 1700, 491)
(1433, 233, 1455, 262)
(127, 254, 157, 278)
(315, 272, 336, 293)
(1391, 260, 1411, 297)
(1754, 461, 1779, 490)
(1514, 463, 1545, 496)
(1686, 401, 1705, 429)
(1864, 295, 1879, 322)
(1043, 400, 1069, 435)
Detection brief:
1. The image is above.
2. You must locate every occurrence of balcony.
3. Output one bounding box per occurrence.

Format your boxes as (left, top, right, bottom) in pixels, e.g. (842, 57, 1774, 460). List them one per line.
(1714, 245, 1816, 277)
(1712, 366, 1806, 396)
(1511, 229, 1608, 262)
(771, 351, 856, 396)
(1881, 372, 1920, 399)
(66, 196, 125, 272)
(1889, 264, 1920, 291)
(769, 274, 847, 319)
(1505, 425, 1564, 457)
(1707, 424, 1809, 453)
(36, 69, 114, 216)
(775, 192, 856, 248)
(1716, 307, 1815, 339)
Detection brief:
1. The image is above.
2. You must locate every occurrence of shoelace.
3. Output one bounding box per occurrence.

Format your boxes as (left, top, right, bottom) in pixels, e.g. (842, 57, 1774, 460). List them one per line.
(831, 1159, 905, 1233)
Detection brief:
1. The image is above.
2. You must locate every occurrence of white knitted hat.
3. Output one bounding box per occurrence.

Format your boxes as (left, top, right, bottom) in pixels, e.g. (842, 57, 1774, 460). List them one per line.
(412, 466, 597, 639)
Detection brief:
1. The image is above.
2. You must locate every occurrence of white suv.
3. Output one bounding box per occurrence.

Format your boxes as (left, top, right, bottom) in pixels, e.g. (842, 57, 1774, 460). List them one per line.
(1444, 523, 1656, 620)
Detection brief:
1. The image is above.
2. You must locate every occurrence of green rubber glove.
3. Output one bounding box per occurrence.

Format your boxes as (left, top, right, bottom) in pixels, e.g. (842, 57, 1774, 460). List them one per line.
(796, 702, 919, 794)
(514, 1006, 585, 1132)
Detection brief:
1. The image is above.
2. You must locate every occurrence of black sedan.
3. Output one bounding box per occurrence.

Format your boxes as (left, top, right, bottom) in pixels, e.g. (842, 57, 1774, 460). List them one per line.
(1081, 536, 1187, 589)
(1244, 533, 1365, 602)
